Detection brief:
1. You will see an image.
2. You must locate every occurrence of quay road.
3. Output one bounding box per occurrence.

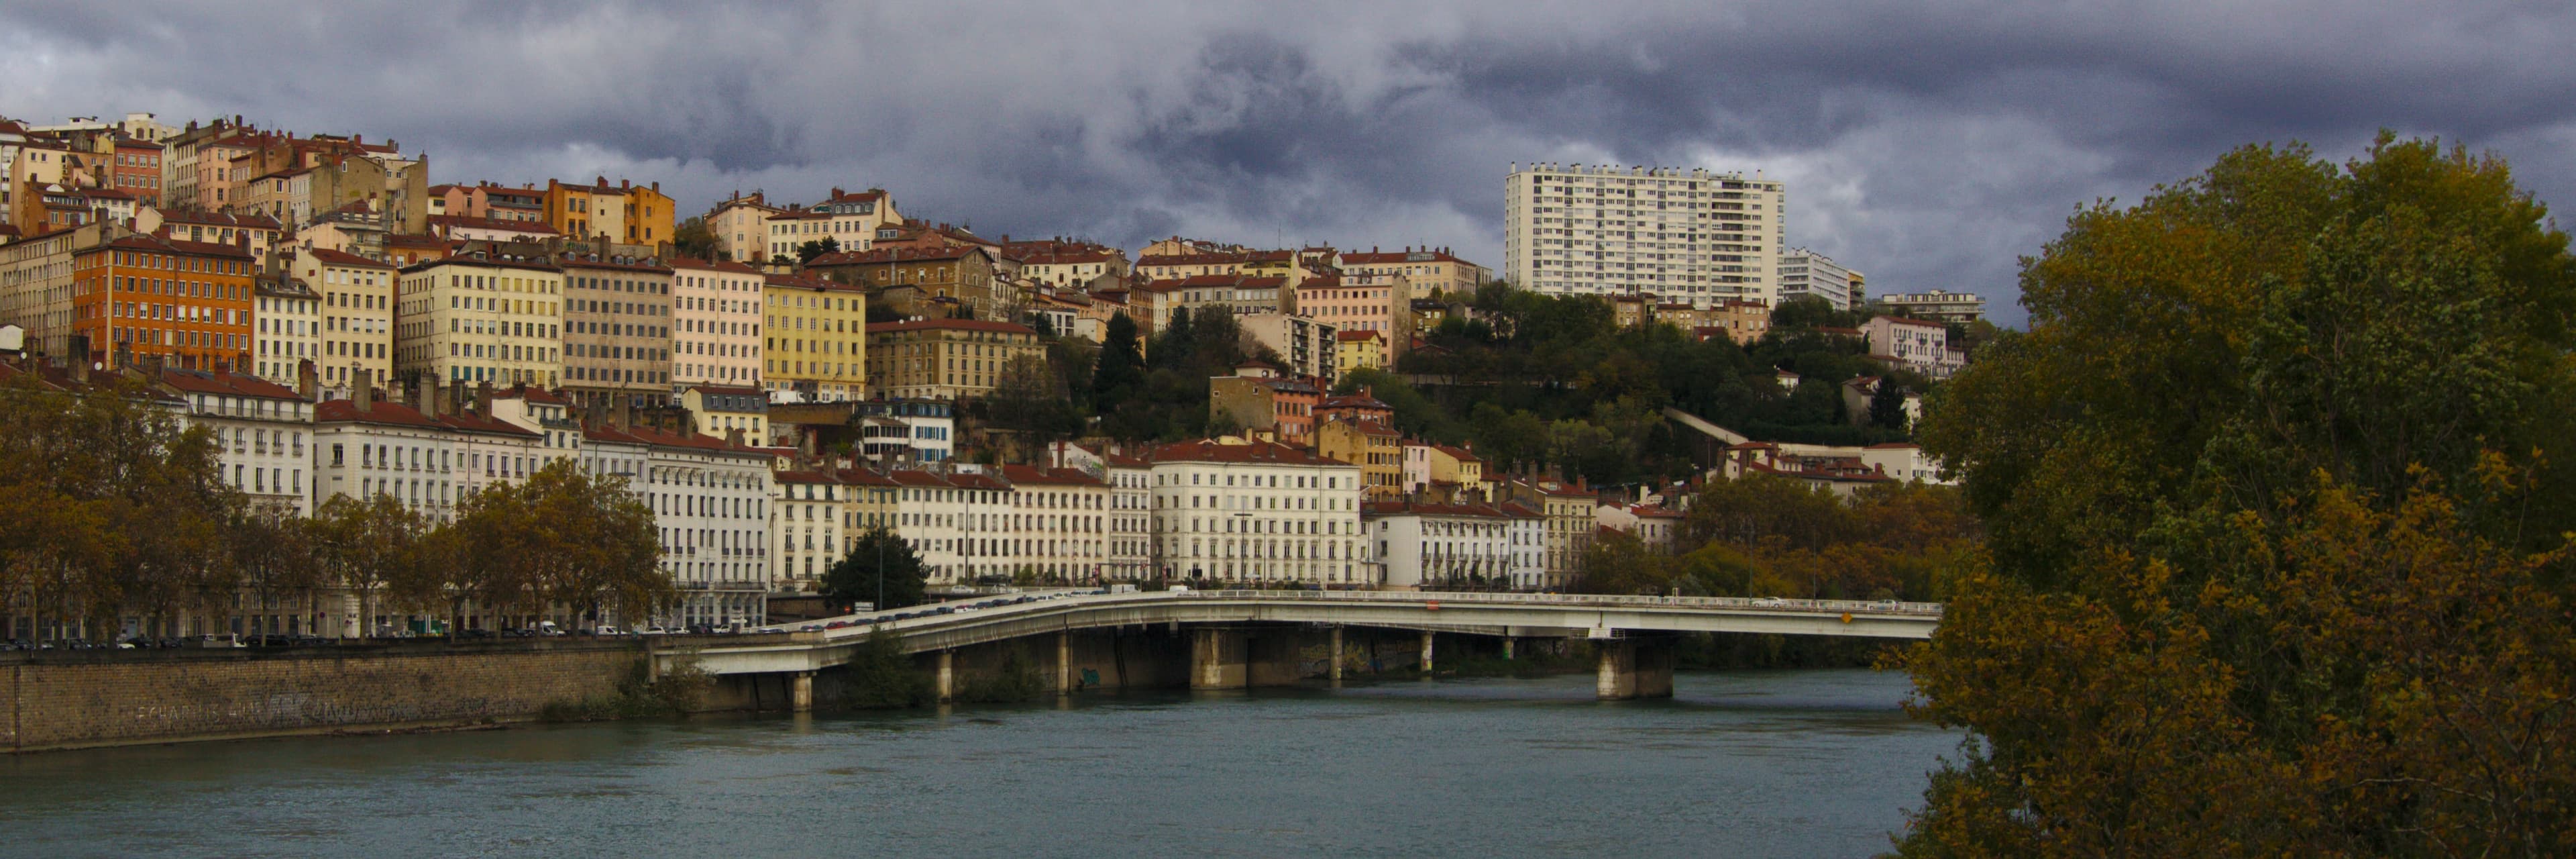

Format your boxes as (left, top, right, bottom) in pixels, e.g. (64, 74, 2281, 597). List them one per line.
(668, 590, 1942, 687)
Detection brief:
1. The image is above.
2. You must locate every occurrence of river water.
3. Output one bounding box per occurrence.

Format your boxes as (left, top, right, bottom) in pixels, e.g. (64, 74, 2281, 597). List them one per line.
(1, 668, 1953, 858)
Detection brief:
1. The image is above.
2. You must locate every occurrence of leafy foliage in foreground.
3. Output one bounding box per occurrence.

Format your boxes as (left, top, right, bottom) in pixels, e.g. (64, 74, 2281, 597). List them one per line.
(1898, 136, 2576, 856)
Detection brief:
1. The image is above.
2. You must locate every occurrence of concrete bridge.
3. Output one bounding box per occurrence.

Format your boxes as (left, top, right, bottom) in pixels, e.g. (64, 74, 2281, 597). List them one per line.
(651, 590, 1942, 709)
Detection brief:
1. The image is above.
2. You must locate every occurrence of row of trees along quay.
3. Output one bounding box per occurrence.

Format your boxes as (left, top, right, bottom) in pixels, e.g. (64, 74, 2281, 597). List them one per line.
(1891, 136, 2576, 856)
(0, 374, 671, 642)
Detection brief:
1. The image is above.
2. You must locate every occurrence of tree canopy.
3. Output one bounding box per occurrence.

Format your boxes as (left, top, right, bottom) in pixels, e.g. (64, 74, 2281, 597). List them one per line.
(1899, 136, 2576, 856)
(822, 527, 928, 611)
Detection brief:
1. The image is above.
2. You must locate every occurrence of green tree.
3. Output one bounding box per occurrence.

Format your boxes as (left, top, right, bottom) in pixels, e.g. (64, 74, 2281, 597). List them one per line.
(796, 236, 841, 264)
(674, 215, 718, 260)
(1868, 379, 1909, 432)
(822, 527, 928, 612)
(1899, 137, 2576, 856)
(1090, 311, 1146, 409)
(312, 493, 430, 636)
(1768, 295, 1851, 330)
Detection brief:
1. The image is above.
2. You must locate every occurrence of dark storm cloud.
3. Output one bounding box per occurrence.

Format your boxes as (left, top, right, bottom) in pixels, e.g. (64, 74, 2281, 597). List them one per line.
(9, 1, 2576, 325)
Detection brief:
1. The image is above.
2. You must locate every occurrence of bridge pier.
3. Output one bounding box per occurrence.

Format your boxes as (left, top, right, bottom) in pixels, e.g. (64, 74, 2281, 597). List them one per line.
(1502, 637, 1515, 660)
(1595, 639, 1674, 701)
(1191, 628, 1246, 689)
(1419, 630, 1435, 674)
(935, 650, 956, 703)
(1329, 626, 1344, 683)
(790, 671, 814, 713)
(1055, 631, 1072, 695)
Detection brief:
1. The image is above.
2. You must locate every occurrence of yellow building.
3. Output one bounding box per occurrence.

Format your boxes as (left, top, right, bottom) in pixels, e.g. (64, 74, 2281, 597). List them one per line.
(543, 176, 629, 242)
(864, 318, 1045, 401)
(761, 272, 870, 401)
(1336, 327, 1385, 374)
(392, 253, 566, 389)
(1316, 415, 1403, 498)
(618, 181, 676, 247)
(294, 247, 399, 391)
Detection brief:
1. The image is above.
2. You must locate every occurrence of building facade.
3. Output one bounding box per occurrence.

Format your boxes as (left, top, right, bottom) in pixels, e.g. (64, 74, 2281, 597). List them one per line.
(863, 318, 1041, 401)
(393, 254, 566, 390)
(761, 271, 869, 401)
(669, 256, 764, 387)
(74, 233, 256, 373)
(559, 254, 674, 407)
(1778, 248, 1858, 311)
(1504, 163, 1786, 307)
(1146, 439, 1367, 587)
(293, 247, 396, 389)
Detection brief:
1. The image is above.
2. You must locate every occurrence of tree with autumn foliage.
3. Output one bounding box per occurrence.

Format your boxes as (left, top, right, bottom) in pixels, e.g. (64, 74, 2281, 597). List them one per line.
(1898, 136, 2576, 857)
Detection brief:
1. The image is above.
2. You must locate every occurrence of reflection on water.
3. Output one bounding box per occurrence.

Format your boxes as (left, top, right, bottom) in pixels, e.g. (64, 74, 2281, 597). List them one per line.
(2, 668, 1951, 858)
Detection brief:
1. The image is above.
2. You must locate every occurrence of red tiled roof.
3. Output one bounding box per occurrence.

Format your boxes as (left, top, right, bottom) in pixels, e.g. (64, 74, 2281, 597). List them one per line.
(304, 246, 394, 268)
(686, 384, 765, 398)
(1134, 273, 1286, 294)
(807, 245, 989, 266)
(1361, 499, 1513, 519)
(1334, 330, 1382, 342)
(158, 368, 300, 400)
(316, 397, 443, 430)
(1145, 439, 1351, 466)
(428, 214, 560, 236)
(763, 272, 862, 292)
(670, 256, 761, 274)
(1337, 249, 1474, 266)
(865, 319, 1037, 336)
(103, 234, 252, 259)
(492, 383, 569, 405)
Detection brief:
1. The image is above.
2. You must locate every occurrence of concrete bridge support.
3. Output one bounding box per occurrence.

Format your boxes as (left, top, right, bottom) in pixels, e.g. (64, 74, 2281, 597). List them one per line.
(790, 671, 814, 713)
(1419, 630, 1436, 674)
(1595, 639, 1675, 701)
(935, 650, 956, 703)
(1191, 628, 1246, 690)
(1055, 631, 1072, 695)
(1329, 626, 1344, 683)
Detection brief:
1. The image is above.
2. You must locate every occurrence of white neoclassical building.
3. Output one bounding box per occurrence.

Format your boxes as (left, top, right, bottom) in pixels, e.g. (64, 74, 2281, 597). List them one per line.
(1363, 500, 1524, 590)
(1146, 438, 1366, 587)
(156, 367, 315, 515)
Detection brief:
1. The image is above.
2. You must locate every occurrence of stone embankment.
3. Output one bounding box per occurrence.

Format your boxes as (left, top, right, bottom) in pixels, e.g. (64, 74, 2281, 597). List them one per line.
(1, 640, 642, 753)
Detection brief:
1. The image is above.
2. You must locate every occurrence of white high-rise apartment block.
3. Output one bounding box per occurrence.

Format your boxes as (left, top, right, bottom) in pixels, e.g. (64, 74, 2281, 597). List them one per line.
(1778, 248, 1858, 311)
(1503, 163, 1786, 306)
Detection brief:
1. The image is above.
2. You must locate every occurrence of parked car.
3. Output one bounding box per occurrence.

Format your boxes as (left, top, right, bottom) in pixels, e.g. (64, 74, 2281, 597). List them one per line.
(1750, 597, 1787, 607)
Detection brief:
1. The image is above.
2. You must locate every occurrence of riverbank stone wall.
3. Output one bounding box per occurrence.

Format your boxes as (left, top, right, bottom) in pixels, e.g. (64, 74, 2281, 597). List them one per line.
(1, 640, 644, 753)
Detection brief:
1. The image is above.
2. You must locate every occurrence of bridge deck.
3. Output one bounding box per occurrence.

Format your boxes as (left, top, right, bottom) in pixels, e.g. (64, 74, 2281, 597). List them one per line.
(661, 591, 1942, 676)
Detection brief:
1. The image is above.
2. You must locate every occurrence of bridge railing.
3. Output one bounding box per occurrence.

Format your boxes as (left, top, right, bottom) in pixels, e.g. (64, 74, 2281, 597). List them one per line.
(1171, 589, 1945, 617)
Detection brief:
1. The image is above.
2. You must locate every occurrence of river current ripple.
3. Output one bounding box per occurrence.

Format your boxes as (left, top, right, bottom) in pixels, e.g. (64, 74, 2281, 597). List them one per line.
(1, 668, 1955, 858)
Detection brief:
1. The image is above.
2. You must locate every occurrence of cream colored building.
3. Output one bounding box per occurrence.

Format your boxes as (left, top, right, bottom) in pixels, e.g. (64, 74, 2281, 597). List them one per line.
(863, 318, 1042, 401)
(1337, 247, 1489, 299)
(293, 247, 396, 391)
(1504, 163, 1786, 307)
(0, 220, 96, 360)
(252, 274, 321, 386)
(671, 256, 764, 387)
(761, 272, 869, 401)
(706, 192, 782, 264)
(762, 187, 902, 262)
(392, 254, 566, 389)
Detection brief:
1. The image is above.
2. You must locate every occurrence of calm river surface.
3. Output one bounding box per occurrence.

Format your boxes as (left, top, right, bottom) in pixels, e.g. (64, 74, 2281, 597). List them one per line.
(1, 668, 1953, 858)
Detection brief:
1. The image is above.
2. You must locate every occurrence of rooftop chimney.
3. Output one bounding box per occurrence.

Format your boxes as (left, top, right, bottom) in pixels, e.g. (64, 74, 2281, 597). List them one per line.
(353, 366, 373, 411)
(421, 378, 441, 418)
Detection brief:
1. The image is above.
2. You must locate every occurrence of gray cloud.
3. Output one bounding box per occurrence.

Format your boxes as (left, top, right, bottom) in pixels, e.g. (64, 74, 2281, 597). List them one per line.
(8, 1, 2576, 325)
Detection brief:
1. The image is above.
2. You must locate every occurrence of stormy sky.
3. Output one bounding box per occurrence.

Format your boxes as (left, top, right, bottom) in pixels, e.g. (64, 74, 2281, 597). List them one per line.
(8, 1, 2575, 325)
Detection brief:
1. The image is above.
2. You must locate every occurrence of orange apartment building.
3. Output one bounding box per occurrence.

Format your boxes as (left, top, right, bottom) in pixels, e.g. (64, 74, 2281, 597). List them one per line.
(72, 234, 256, 372)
